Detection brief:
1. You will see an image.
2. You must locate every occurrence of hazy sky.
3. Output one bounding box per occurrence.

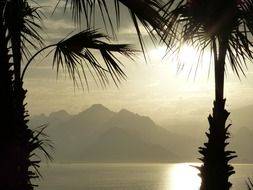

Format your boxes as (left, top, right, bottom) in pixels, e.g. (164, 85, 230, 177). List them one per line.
(24, 0, 253, 124)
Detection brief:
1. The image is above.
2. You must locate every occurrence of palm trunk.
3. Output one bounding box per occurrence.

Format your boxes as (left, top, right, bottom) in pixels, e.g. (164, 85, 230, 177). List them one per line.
(0, 6, 19, 189)
(199, 38, 237, 190)
(2, 1, 35, 189)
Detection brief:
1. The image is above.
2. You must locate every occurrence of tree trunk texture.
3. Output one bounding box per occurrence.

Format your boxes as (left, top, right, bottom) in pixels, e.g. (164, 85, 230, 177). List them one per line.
(199, 99, 236, 190)
(0, 7, 19, 189)
(0, 1, 36, 189)
(199, 38, 237, 190)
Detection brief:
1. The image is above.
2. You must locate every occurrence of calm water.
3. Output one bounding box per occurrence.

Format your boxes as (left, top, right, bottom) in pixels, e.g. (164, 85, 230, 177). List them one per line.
(37, 163, 253, 190)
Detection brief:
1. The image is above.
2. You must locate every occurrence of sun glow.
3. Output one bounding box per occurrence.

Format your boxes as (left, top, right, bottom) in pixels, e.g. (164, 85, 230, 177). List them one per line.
(148, 44, 212, 69)
(169, 163, 201, 190)
(146, 44, 214, 94)
(179, 45, 199, 63)
(170, 44, 213, 79)
(148, 46, 168, 62)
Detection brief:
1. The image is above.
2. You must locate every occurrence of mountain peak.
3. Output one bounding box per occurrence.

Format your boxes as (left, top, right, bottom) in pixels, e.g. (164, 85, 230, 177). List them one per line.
(86, 104, 111, 112)
(91, 104, 106, 109)
(48, 110, 70, 118)
(116, 109, 152, 123)
(118, 108, 134, 115)
(75, 104, 115, 124)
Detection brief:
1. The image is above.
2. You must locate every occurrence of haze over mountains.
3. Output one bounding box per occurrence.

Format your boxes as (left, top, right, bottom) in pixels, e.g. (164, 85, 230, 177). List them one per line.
(29, 104, 253, 163)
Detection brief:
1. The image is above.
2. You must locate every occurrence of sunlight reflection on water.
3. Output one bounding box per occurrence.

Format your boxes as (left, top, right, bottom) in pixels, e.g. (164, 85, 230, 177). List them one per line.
(169, 163, 201, 190)
(38, 163, 252, 190)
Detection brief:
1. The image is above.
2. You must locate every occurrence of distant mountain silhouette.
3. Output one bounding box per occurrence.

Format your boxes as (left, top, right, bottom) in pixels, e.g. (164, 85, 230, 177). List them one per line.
(81, 127, 178, 162)
(159, 104, 253, 163)
(29, 109, 72, 127)
(30, 104, 199, 163)
(29, 104, 253, 163)
(106, 108, 199, 161)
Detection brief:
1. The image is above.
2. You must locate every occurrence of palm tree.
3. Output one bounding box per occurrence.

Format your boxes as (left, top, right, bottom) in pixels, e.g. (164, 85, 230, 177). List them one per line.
(163, 0, 253, 189)
(1, 1, 56, 189)
(0, 0, 167, 189)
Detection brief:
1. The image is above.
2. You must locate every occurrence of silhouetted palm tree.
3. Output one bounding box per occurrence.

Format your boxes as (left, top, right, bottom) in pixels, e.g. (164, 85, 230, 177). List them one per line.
(0, 1, 49, 189)
(0, 0, 166, 189)
(163, 0, 253, 189)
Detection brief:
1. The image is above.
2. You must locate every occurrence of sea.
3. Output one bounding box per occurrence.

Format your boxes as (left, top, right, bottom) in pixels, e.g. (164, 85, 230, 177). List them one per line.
(37, 163, 253, 190)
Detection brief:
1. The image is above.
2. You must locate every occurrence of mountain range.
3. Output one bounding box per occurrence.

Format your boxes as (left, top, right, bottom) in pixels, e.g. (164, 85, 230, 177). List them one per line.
(29, 104, 253, 163)
(29, 104, 200, 163)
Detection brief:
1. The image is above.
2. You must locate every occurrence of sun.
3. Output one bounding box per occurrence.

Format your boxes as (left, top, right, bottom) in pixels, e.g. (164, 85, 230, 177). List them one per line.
(147, 44, 212, 79)
(179, 45, 199, 63)
(173, 44, 212, 76)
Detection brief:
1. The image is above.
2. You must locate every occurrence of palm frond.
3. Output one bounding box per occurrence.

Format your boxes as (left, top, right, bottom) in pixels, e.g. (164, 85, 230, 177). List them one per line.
(4, 0, 44, 60)
(246, 177, 253, 190)
(53, 28, 136, 88)
(57, 0, 167, 57)
(29, 124, 54, 161)
(21, 1, 45, 56)
(28, 124, 54, 184)
(163, 0, 253, 77)
(119, 0, 166, 35)
(59, 0, 166, 31)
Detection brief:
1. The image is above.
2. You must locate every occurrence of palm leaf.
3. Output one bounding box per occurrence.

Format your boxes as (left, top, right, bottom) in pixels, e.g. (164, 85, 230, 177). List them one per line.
(57, 0, 167, 57)
(4, 0, 44, 60)
(28, 124, 54, 184)
(53, 28, 136, 88)
(163, 0, 253, 77)
(21, 4, 45, 58)
(119, 0, 166, 34)
(59, 0, 166, 31)
(247, 177, 253, 190)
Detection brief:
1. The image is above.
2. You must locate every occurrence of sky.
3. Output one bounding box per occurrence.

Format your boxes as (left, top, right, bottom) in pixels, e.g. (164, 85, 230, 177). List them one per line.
(24, 0, 253, 125)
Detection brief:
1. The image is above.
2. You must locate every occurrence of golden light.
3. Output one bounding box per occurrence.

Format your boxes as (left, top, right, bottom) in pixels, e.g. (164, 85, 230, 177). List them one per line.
(146, 43, 213, 94)
(148, 46, 168, 62)
(171, 44, 213, 78)
(176, 44, 202, 72)
(169, 163, 201, 190)
(179, 44, 199, 63)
